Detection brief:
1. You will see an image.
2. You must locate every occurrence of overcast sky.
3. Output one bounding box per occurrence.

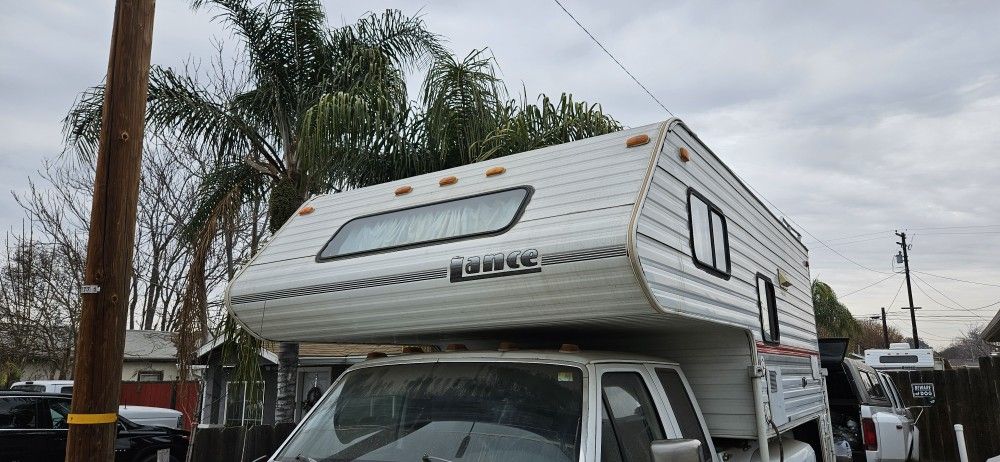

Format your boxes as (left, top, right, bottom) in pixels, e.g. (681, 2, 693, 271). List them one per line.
(2, 1, 999, 348)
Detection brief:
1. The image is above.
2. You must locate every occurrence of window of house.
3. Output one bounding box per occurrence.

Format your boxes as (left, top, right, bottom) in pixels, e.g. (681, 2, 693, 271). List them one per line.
(318, 187, 532, 260)
(687, 189, 730, 277)
(756, 274, 779, 343)
(225, 381, 264, 427)
(137, 371, 164, 382)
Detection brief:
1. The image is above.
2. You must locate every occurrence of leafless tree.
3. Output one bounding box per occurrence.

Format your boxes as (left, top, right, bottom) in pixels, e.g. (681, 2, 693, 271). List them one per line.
(0, 228, 83, 382)
(939, 325, 998, 361)
(1, 138, 266, 382)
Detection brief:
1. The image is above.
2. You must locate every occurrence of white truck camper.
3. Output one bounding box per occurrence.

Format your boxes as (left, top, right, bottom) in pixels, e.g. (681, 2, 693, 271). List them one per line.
(227, 119, 836, 462)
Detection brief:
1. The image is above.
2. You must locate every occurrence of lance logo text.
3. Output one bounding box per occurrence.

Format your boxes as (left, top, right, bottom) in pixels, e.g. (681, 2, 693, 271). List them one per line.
(449, 249, 540, 283)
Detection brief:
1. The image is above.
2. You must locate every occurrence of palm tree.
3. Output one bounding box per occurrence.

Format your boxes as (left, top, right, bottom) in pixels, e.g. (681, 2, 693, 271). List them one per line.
(812, 279, 861, 340)
(64, 1, 620, 423)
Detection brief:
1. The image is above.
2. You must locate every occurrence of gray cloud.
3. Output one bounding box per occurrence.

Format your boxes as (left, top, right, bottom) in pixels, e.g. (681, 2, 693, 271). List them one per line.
(2, 0, 998, 347)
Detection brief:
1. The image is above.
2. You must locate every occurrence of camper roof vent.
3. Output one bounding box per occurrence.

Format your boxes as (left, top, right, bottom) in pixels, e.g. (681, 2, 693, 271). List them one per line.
(889, 343, 910, 350)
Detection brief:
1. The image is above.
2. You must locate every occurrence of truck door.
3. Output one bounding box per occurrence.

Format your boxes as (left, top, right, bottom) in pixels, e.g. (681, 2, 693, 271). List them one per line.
(859, 369, 905, 462)
(596, 364, 713, 462)
(648, 367, 714, 462)
(877, 373, 915, 462)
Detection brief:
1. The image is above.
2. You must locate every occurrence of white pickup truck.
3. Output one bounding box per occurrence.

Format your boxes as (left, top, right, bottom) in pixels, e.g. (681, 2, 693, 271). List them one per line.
(821, 340, 920, 462)
(9, 380, 184, 429)
(270, 348, 816, 462)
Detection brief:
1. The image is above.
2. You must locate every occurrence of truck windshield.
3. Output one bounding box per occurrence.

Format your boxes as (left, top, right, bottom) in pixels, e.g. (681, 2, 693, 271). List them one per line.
(273, 362, 584, 462)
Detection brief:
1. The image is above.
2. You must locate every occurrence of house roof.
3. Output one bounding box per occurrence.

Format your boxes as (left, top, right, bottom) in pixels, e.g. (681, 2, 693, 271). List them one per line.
(123, 330, 177, 361)
(984, 309, 1000, 343)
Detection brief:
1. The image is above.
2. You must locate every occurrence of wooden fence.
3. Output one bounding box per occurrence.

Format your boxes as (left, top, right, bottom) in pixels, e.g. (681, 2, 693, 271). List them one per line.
(187, 423, 296, 462)
(120, 380, 199, 430)
(887, 356, 1000, 462)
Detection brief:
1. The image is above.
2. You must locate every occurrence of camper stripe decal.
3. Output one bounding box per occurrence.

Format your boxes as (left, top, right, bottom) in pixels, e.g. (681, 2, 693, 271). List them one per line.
(230, 268, 447, 305)
(542, 245, 627, 265)
(231, 245, 627, 305)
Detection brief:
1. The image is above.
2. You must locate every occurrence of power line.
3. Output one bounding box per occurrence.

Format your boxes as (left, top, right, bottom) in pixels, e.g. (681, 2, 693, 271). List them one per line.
(907, 224, 1000, 231)
(914, 273, 999, 316)
(805, 230, 893, 244)
(886, 278, 906, 311)
(551, 0, 674, 116)
(914, 270, 1000, 288)
(840, 273, 898, 298)
(739, 182, 893, 275)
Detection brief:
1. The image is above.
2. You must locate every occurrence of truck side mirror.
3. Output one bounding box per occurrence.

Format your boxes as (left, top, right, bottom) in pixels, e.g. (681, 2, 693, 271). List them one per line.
(650, 439, 702, 462)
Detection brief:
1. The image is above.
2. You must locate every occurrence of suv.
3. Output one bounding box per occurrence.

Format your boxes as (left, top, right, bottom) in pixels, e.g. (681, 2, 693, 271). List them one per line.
(0, 391, 188, 462)
(820, 339, 919, 462)
(10, 381, 184, 429)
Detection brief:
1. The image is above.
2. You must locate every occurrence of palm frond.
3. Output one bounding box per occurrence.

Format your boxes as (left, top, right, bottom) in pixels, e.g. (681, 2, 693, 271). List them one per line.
(475, 93, 622, 160)
(62, 85, 105, 161)
(297, 91, 417, 190)
(339, 9, 445, 73)
(421, 49, 506, 170)
(148, 67, 283, 172)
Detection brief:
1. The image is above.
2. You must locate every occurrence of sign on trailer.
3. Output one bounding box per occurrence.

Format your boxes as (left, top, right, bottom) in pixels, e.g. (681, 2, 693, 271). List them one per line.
(911, 382, 935, 398)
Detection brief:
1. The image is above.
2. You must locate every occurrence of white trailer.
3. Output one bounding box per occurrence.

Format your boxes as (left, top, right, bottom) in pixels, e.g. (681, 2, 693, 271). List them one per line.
(864, 343, 935, 370)
(227, 119, 835, 461)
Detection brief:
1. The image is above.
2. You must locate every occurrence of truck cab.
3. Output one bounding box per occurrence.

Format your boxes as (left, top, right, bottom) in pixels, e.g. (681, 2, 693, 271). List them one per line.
(269, 348, 815, 462)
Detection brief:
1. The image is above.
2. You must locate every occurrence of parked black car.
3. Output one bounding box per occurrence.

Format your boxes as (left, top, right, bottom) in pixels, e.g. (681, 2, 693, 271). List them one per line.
(0, 391, 188, 462)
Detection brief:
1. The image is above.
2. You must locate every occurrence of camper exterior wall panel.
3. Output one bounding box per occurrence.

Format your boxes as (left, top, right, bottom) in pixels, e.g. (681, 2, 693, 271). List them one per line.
(634, 123, 816, 350)
(227, 125, 665, 342)
(631, 121, 822, 437)
(761, 353, 827, 427)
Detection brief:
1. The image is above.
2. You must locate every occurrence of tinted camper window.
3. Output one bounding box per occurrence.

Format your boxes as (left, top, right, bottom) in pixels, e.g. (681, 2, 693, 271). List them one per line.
(687, 189, 730, 277)
(756, 274, 779, 343)
(319, 187, 532, 259)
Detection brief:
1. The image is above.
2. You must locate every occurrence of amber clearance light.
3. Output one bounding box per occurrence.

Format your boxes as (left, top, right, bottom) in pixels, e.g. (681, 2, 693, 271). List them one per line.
(394, 185, 413, 196)
(297, 206, 315, 216)
(678, 147, 691, 162)
(485, 166, 506, 177)
(626, 134, 650, 148)
(439, 175, 458, 186)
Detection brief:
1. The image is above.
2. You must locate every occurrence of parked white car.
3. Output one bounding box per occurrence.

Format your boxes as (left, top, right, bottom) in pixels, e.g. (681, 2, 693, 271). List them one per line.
(9, 380, 184, 429)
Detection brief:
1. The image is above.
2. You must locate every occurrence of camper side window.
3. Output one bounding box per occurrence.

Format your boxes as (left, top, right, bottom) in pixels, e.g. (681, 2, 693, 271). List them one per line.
(318, 186, 532, 259)
(756, 274, 779, 343)
(687, 189, 730, 277)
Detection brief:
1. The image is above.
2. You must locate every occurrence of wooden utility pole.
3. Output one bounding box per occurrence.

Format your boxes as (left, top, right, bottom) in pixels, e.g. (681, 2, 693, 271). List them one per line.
(895, 231, 921, 348)
(66, 1, 155, 461)
(880, 306, 889, 348)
